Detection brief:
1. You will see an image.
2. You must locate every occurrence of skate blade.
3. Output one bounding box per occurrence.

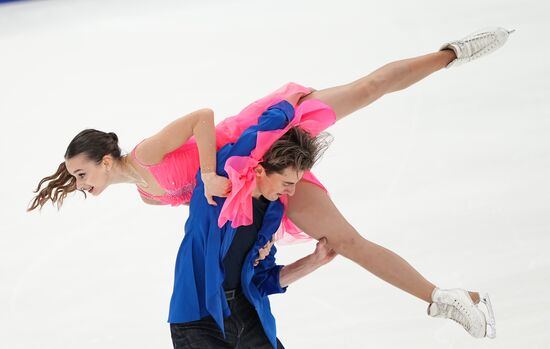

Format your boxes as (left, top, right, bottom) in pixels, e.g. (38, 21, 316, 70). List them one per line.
(479, 292, 496, 339)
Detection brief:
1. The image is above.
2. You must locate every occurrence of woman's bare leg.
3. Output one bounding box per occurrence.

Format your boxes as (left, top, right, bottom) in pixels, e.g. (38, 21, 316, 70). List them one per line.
(299, 50, 456, 121)
(287, 181, 435, 302)
(290, 50, 487, 304)
(287, 181, 480, 304)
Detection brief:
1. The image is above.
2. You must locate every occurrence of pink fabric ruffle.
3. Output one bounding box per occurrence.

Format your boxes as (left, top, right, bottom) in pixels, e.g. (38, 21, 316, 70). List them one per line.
(218, 96, 336, 243)
(215, 83, 312, 149)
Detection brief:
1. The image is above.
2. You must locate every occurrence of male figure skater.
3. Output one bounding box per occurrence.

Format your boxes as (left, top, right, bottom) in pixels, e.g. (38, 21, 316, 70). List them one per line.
(168, 100, 335, 348)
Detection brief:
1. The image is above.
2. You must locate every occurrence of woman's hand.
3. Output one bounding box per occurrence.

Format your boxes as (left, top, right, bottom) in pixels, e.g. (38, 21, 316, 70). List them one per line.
(311, 237, 337, 267)
(201, 172, 231, 206)
(254, 235, 276, 266)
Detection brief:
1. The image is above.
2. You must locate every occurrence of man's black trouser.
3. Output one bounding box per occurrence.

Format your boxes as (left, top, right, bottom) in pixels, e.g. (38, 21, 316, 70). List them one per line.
(170, 290, 284, 349)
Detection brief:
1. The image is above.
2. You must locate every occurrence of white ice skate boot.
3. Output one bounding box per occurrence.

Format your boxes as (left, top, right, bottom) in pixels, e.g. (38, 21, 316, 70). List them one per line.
(441, 27, 515, 68)
(428, 288, 496, 339)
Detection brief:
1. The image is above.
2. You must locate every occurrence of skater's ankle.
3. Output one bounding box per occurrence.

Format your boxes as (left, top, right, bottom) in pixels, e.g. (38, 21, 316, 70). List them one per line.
(469, 291, 480, 304)
(440, 48, 457, 62)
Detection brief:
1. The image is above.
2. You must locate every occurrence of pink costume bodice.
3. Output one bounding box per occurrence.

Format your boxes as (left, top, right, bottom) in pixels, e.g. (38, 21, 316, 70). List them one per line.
(131, 140, 200, 206)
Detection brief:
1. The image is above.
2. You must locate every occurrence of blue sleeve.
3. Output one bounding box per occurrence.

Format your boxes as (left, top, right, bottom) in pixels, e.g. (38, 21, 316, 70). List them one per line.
(252, 244, 287, 296)
(216, 100, 295, 176)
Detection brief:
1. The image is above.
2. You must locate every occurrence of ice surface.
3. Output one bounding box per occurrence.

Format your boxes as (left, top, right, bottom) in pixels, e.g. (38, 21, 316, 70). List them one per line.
(1, 0, 548, 348)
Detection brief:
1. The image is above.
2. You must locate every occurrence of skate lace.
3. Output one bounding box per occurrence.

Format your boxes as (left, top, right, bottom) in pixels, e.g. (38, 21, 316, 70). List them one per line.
(448, 300, 473, 331)
(460, 31, 499, 59)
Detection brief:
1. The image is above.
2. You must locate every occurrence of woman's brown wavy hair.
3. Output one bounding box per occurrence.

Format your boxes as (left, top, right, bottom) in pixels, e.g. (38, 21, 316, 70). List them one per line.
(27, 129, 122, 211)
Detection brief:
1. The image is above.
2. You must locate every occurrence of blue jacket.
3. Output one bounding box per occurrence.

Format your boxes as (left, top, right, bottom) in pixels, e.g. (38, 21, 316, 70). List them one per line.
(168, 100, 296, 349)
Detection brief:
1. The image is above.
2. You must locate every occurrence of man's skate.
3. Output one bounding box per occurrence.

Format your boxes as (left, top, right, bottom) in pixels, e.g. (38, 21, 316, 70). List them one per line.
(428, 288, 496, 339)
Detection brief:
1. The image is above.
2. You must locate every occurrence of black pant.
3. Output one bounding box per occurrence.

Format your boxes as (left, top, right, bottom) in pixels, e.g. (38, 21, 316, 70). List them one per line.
(170, 292, 284, 349)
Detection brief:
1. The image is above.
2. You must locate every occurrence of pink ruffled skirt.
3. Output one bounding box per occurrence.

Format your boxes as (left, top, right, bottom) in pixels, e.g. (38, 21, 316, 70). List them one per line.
(144, 82, 335, 242)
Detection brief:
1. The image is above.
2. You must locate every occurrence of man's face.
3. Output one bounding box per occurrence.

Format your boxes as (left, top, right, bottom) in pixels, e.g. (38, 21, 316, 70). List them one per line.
(65, 154, 111, 196)
(255, 166, 304, 201)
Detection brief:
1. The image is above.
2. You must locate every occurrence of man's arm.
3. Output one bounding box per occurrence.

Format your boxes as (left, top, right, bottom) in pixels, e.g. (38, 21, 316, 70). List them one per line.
(218, 100, 295, 166)
(279, 238, 336, 288)
(253, 238, 336, 296)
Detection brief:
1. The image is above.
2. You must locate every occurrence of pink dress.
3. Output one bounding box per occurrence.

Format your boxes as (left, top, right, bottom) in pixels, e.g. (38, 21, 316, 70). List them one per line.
(131, 82, 336, 243)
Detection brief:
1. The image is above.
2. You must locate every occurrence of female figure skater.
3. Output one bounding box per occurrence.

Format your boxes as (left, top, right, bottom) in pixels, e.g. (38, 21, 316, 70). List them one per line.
(29, 27, 513, 338)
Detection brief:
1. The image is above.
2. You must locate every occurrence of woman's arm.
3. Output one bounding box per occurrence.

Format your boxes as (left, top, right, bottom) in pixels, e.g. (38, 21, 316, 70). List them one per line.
(140, 196, 168, 205)
(279, 238, 336, 288)
(137, 108, 229, 204)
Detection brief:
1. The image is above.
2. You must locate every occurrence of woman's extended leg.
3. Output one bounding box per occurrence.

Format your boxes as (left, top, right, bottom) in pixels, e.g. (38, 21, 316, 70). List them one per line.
(291, 40, 501, 302)
(299, 50, 455, 121)
(300, 27, 514, 121)
(288, 28, 511, 337)
(287, 181, 481, 304)
(291, 52, 456, 303)
(287, 181, 437, 303)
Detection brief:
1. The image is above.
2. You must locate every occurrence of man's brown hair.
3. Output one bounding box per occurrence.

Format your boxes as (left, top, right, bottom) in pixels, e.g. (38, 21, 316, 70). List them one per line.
(260, 127, 332, 174)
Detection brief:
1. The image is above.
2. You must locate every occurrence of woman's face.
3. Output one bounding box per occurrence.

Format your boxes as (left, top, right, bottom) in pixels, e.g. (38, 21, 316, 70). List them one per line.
(255, 166, 304, 201)
(65, 154, 111, 196)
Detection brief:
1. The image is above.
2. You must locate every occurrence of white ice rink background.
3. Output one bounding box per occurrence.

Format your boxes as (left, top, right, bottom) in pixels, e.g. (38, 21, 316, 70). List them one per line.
(1, 0, 549, 348)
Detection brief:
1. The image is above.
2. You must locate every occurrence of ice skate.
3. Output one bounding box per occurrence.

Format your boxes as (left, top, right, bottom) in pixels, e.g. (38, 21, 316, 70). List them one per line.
(441, 27, 515, 68)
(428, 288, 496, 339)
